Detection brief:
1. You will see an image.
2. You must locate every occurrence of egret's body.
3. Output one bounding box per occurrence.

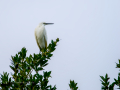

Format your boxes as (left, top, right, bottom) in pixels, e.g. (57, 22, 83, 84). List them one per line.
(34, 22, 53, 50)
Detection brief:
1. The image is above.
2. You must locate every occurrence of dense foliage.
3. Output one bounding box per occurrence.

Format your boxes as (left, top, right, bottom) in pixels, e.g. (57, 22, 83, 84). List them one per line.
(0, 38, 120, 90)
(0, 38, 60, 90)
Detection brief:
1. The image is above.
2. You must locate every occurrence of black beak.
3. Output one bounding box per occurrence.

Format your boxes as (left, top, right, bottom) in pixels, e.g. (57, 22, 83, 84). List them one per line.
(44, 23, 54, 25)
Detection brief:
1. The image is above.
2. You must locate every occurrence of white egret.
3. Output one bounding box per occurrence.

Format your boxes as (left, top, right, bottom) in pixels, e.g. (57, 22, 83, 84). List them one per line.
(34, 22, 54, 50)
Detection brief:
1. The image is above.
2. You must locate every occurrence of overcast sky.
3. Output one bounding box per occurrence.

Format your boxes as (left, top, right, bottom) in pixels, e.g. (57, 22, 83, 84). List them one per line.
(0, 0, 120, 90)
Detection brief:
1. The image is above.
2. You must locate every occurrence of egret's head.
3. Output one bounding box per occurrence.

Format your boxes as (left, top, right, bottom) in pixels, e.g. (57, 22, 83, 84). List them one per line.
(40, 22, 54, 26)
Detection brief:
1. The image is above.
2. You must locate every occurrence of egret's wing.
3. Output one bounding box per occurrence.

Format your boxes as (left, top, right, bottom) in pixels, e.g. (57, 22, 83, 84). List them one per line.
(44, 35, 47, 48)
(43, 29, 47, 49)
(35, 32, 41, 50)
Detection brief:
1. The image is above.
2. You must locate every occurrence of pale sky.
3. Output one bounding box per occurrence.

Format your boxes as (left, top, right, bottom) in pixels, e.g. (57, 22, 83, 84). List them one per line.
(0, 0, 120, 90)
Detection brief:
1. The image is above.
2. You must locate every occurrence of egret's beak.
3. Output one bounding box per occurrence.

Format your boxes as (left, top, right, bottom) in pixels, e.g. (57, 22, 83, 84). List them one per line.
(44, 23, 54, 25)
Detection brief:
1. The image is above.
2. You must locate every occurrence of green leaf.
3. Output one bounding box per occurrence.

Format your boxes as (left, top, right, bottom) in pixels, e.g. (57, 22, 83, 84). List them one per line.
(69, 80, 78, 90)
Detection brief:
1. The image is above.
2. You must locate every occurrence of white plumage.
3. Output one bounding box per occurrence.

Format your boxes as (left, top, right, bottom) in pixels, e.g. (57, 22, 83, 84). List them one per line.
(34, 22, 54, 50)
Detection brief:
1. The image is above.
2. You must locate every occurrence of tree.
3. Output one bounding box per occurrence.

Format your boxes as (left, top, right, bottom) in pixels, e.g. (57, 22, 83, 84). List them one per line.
(0, 38, 78, 90)
(2, 37, 120, 89)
